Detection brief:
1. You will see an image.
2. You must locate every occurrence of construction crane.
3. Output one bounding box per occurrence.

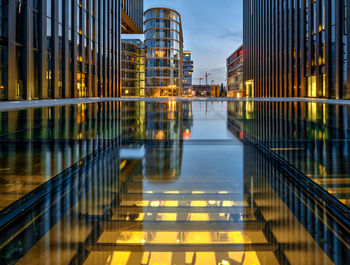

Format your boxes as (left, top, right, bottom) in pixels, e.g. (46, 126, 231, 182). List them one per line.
(194, 77, 204, 86)
(205, 72, 212, 87)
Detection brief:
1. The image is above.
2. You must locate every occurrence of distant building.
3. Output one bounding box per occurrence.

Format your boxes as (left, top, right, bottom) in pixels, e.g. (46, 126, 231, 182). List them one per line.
(121, 40, 146, 97)
(227, 46, 243, 98)
(183, 51, 193, 93)
(144, 8, 184, 97)
(192, 85, 211, 96)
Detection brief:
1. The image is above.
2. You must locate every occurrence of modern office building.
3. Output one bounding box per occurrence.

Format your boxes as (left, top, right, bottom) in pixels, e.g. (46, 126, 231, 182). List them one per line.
(121, 39, 146, 97)
(0, 0, 143, 101)
(144, 8, 184, 97)
(243, 1, 350, 99)
(183, 50, 193, 93)
(227, 45, 243, 98)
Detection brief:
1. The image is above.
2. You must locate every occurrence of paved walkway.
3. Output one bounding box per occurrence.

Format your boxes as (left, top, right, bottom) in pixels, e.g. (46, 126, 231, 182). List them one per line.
(1, 97, 350, 111)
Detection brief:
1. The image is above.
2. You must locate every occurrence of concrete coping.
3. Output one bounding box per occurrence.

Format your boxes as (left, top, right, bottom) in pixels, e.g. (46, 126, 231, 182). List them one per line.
(1, 97, 350, 112)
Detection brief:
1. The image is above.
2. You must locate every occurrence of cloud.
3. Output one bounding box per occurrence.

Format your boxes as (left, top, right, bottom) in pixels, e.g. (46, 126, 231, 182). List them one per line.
(218, 27, 243, 43)
(209, 67, 226, 73)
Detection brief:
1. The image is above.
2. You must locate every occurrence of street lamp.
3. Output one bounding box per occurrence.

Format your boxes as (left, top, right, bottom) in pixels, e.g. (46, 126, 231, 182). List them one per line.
(167, 84, 177, 96)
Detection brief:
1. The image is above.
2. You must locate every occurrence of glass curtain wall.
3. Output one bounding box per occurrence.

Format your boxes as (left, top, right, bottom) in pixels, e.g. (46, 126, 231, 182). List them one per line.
(243, 0, 350, 99)
(0, 0, 122, 100)
(144, 8, 184, 97)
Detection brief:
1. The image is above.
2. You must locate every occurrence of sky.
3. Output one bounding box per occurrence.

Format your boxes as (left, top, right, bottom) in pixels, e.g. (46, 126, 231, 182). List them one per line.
(124, 0, 243, 86)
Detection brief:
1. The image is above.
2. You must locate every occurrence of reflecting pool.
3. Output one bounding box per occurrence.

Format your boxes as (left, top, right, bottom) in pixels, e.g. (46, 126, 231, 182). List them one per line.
(0, 100, 349, 265)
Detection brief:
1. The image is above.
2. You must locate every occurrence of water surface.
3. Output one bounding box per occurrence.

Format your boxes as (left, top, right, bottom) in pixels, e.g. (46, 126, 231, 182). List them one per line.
(0, 100, 348, 265)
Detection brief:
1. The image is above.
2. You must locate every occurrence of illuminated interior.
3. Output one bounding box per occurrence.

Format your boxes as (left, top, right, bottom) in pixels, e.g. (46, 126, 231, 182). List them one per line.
(245, 80, 254, 97)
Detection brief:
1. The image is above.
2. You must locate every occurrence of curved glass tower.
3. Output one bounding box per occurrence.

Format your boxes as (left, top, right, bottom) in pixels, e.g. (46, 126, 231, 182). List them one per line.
(144, 8, 183, 97)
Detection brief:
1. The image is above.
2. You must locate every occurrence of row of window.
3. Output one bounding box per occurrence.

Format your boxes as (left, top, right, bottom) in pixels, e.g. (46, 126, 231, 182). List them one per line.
(145, 19, 180, 32)
(146, 78, 181, 87)
(145, 39, 180, 50)
(146, 59, 180, 68)
(145, 29, 180, 41)
(147, 48, 180, 60)
(144, 9, 180, 23)
(146, 69, 180, 78)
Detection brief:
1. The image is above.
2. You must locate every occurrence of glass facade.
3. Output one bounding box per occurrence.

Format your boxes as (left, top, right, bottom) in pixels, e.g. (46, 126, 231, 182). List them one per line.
(144, 8, 184, 97)
(243, 0, 350, 99)
(121, 39, 146, 97)
(0, 0, 143, 101)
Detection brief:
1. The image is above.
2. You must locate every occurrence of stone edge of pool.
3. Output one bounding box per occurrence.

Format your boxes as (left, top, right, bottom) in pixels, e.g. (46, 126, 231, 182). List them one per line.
(1, 97, 350, 112)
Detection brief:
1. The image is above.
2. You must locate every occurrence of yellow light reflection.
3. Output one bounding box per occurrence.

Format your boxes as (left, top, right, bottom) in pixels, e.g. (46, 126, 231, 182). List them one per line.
(227, 232, 247, 243)
(120, 200, 149, 207)
(228, 252, 261, 265)
(155, 130, 165, 140)
(186, 232, 212, 243)
(222, 201, 235, 207)
(192, 191, 205, 194)
(150, 201, 160, 207)
(141, 252, 151, 264)
(163, 191, 180, 194)
(185, 252, 195, 264)
(119, 160, 127, 170)
(155, 232, 178, 243)
(190, 201, 207, 207)
(208, 200, 217, 205)
(193, 252, 216, 264)
(164, 201, 178, 207)
(189, 213, 209, 221)
(149, 252, 172, 265)
(109, 252, 131, 265)
(134, 213, 144, 221)
(117, 232, 145, 244)
(137, 201, 149, 207)
(158, 213, 177, 221)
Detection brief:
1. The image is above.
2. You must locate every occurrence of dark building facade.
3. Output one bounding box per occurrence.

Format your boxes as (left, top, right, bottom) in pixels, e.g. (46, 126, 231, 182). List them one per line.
(243, 0, 350, 99)
(0, 0, 143, 101)
(121, 0, 143, 34)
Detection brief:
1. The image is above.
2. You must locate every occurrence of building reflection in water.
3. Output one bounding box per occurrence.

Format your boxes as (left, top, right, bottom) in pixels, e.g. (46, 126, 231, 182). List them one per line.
(0, 101, 349, 264)
(228, 100, 350, 264)
(142, 101, 193, 182)
(0, 102, 134, 212)
(228, 101, 350, 208)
